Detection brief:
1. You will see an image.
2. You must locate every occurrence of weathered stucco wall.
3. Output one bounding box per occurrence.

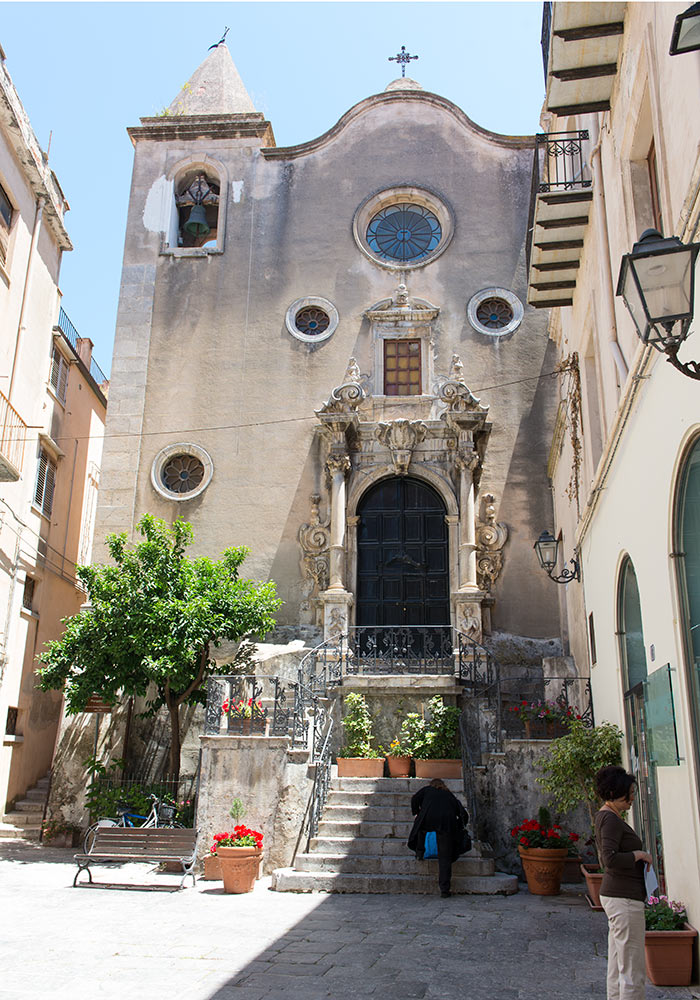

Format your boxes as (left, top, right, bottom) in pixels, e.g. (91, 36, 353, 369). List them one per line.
(196, 735, 311, 872)
(95, 83, 560, 641)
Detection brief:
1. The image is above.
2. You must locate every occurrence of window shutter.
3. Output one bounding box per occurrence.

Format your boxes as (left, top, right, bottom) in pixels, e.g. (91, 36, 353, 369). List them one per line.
(50, 347, 69, 403)
(34, 450, 57, 516)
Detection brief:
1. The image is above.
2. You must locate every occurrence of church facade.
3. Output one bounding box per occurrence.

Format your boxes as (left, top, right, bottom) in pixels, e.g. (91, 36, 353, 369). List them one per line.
(95, 44, 560, 653)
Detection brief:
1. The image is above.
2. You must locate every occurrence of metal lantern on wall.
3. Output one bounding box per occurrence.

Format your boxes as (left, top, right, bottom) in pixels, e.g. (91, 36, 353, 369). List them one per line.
(534, 530, 580, 585)
(616, 229, 700, 379)
(670, 2, 700, 55)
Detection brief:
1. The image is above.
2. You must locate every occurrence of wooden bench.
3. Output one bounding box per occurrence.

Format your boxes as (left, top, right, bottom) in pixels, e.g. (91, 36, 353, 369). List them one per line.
(73, 827, 198, 890)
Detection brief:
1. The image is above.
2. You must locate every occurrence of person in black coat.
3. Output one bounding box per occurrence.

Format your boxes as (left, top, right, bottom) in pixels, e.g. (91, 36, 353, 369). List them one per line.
(407, 778, 469, 897)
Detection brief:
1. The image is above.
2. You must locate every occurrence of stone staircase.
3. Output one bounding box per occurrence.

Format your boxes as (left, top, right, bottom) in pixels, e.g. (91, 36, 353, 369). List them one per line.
(271, 776, 518, 895)
(0, 773, 50, 841)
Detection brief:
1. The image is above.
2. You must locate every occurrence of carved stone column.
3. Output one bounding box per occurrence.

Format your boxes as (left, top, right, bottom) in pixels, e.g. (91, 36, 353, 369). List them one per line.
(327, 453, 351, 591)
(457, 452, 480, 590)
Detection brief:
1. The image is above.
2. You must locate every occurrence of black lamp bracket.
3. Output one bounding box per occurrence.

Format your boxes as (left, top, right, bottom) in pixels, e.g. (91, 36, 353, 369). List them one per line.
(664, 340, 700, 381)
(546, 558, 580, 585)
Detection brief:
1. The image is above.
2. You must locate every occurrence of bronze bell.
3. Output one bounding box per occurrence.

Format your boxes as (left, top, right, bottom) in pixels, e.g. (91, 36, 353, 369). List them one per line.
(184, 203, 210, 237)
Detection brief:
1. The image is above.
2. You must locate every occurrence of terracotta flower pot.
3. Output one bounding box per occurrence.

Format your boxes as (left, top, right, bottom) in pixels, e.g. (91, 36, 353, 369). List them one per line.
(580, 864, 604, 909)
(228, 717, 267, 736)
(336, 757, 385, 778)
(414, 759, 462, 780)
(203, 853, 222, 880)
(217, 845, 262, 894)
(385, 755, 411, 778)
(518, 845, 567, 895)
(645, 924, 697, 986)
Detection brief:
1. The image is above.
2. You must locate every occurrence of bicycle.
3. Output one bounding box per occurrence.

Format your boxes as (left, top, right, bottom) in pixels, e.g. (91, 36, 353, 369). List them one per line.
(83, 793, 182, 852)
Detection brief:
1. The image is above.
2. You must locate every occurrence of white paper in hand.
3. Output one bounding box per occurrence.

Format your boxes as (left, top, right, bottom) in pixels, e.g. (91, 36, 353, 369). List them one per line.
(645, 864, 659, 899)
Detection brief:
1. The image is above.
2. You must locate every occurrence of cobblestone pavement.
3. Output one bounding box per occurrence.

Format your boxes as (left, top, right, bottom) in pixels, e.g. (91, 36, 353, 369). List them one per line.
(0, 841, 697, 1000)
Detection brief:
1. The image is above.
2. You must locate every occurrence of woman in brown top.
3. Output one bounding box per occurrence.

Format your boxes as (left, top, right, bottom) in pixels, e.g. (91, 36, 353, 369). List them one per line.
(594, 765, 653, 1000)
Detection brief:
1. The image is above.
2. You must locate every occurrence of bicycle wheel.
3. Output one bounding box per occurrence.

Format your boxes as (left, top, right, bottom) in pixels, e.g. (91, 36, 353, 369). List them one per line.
(83, 818, 117, 853)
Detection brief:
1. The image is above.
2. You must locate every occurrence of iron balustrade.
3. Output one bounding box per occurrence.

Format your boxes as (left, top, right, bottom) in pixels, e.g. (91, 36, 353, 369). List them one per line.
(535, 130, 591, 193)
(501, 673, 594, 740)
(0, 389, 26, 476)
(204, 673, 293, 738)
(57, 307, 109, 390)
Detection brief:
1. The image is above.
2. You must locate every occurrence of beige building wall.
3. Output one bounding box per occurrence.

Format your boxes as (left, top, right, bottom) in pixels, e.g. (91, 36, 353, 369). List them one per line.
(0, 43, 107, 811)
(535, 2, 700, 923)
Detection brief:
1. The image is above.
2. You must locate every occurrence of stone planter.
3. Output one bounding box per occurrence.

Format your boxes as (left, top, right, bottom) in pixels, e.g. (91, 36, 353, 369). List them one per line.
(337, 757, 385, 778)
(227, 717, 268, 736)
(203, 853, 222, 880)
(645, 923, 697, 986)
(385, 755, 411, 777)
(217, 846, 262, 894)
(580, 864, 604, 909)
(43, 829, 81, 848)
(518, 845, 567, 895)
(414, 759, 462, 780)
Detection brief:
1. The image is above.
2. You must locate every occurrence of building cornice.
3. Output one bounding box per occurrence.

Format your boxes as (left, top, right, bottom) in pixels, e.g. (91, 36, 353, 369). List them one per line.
(128, 113, 275, 146)
(0, 62, 72, 251)
(262, 89, 534, 161)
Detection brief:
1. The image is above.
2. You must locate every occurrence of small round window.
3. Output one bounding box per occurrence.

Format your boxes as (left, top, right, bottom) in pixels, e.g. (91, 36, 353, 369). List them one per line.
(285, 297, 339, 344)
(151, 443, 213, 501)
(366, 204, 442, 263)
(353, 187, 453, 271)
(468, 288, 523, 339)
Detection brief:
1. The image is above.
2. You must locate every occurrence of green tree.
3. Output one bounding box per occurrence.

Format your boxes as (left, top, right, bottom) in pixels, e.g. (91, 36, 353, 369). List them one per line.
(537, 718, 623, 856)
(37, 515, 280, 780)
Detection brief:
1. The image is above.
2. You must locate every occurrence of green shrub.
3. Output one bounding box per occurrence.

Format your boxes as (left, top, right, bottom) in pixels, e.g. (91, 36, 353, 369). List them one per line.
(338, 692, 379, 758)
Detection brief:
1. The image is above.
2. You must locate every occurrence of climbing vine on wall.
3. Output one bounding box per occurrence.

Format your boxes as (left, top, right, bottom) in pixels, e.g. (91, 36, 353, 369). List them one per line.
(557, 352, 582, 518)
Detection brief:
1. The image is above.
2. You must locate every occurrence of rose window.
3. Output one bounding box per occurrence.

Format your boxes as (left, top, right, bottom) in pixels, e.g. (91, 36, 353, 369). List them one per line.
(366, 203, 442, 263)
(295, 307, 330, 336)
(161, 454, 205, 495)
(476, 297, 514, 330)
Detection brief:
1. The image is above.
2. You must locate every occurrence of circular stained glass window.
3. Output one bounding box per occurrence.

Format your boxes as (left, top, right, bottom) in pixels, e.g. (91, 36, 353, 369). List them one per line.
(476, 297, 514, 330)
(161, 454, 205, 495)
(295, 307, 330, 336)
(366, 204, 442, 263)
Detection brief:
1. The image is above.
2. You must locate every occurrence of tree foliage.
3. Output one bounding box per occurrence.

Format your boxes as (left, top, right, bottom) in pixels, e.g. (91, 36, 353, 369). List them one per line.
(537, 719, 623, 853)
(37, 515, 281, 778)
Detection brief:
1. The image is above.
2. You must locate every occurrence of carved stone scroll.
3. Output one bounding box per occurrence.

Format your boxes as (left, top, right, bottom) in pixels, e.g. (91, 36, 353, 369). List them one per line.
(299, 494, 330, 621)
(375, 419, 427, 475)
(475, 492, 508, 593)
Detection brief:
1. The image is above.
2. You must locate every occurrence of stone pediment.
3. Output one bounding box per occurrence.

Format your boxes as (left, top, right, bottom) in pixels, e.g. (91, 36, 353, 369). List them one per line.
(366, 284, 439, 324)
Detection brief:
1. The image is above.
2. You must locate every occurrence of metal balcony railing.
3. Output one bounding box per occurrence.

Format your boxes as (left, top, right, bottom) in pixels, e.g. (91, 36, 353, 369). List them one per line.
(0, 389, 26, 480)
(57, 307, 108, 390)
(535, 130, 591, 193)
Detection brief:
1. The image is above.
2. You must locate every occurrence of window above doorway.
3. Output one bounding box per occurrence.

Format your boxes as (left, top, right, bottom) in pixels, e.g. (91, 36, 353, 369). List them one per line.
(353, 187, 453, 271)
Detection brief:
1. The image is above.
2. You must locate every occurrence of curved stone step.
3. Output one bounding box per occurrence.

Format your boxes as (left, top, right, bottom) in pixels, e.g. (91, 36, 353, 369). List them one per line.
(331, 777, 464, 793)
(294, 853, 495, 876)
(271, 868, 518, 895)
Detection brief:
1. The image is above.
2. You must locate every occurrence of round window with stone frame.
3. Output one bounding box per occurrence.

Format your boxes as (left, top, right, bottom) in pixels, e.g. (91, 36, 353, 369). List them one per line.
(151, 443, 213, 502)
(285, 296, 339, 344)
(467, 288, 523, 339)
(353, 187, 454, 271)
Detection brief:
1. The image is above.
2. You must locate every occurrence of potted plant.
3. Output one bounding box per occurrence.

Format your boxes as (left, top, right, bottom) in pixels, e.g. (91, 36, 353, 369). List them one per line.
(537, 718, 623, 907)
(337, 693, 383, 777)
(645, 895, 698, 986)
(508, 699, 582, 739)
(511, 814, 579, 895)
(204, 798, 246, 880)
(411, 697, 462, 779)
(212, 825, 264, 894)
(222, 697, 268, 735)
(380, 738, 412, 777)
(41, 818, 82, 848)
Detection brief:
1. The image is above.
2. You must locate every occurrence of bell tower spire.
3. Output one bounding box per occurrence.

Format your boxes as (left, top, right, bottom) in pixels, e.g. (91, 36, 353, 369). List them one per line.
(166, 41, 256, 116)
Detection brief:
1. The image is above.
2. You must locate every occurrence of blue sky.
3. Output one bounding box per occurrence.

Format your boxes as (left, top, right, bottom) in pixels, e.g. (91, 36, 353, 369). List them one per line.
(1, 2, 545, 374)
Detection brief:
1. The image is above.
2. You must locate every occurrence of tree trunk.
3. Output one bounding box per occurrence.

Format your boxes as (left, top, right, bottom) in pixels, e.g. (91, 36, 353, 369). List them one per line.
(167, 699, 181, 783)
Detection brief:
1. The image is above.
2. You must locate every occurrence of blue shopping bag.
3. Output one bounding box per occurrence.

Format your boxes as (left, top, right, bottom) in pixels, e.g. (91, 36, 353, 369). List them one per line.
(424, 831, 438, 859)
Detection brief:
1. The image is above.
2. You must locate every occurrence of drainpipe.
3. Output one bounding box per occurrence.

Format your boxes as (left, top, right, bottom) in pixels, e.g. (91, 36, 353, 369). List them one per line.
(588, 118, 629, 389)
(9, 195, 46, 404)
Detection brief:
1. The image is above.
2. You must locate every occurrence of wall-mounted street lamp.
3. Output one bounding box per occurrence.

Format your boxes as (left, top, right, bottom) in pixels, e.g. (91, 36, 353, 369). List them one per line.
(533, 530, 580, 584)
(616, 229, 700, 380)
(670, 3, 700, 55)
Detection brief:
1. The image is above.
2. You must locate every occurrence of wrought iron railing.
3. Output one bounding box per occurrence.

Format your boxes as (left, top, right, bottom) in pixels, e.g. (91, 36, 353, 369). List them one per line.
(541, 1, 552, 81)
(535, 130, 591, 193)
(501, 674, 593, 740)
(57, 307, 108, 389)
(0, 389, 26, 477)
(203, 673, 293, 737)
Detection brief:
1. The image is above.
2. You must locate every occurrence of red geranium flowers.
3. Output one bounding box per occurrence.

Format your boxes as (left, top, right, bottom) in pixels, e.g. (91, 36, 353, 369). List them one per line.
(510, 818, 579, 850)
(210, 825, 264, 854)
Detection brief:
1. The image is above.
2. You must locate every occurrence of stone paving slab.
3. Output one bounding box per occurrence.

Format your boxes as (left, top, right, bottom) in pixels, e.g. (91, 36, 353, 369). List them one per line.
(0, 840, 698, 1000)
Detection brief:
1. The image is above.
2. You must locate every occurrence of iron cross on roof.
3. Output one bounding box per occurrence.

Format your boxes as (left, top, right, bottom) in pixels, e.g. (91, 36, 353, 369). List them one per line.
(388, 45, 418, 78)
